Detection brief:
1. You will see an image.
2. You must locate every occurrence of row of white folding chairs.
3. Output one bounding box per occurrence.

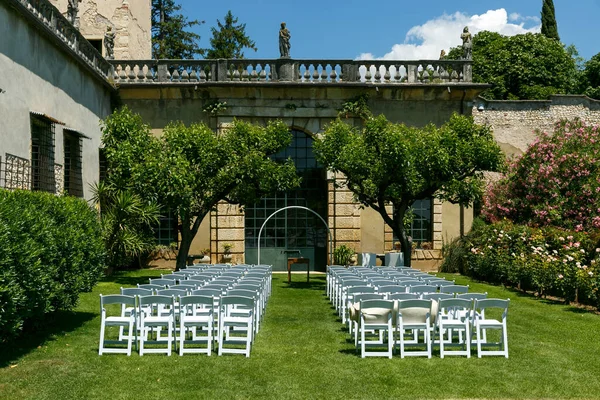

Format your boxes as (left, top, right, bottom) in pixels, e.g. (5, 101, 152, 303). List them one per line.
(342, 286, 470, 328)
(330, 271, 456, 323)
(99, 293, 259, 357)
(352, 296, 509, 359)
(128, 280, 268, 334)
(137, 276, 269, 329)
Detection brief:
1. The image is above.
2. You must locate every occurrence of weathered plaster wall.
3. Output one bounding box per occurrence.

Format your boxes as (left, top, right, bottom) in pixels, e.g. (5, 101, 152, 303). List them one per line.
(473, 95, 600, 157)
(0, 2, 113, 199)
(49, 0, 151, 59)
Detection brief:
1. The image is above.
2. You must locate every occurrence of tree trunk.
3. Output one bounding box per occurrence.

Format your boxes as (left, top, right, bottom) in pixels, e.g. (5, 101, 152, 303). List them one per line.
(392, 203, 412, 268)
(175, 212, 205, 271)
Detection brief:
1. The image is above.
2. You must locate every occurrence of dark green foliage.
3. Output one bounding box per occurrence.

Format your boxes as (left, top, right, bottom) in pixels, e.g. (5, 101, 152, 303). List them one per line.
(152, 0, 203, 59)
(202, 10, 257, 59)
(541, 0, 560, 41)
(333, 245, 354, 266)
(582, 52, 600, 100)
(0, 190, 105, 342)
(96, 108, 161, 270)
(447, 32, 577, 99)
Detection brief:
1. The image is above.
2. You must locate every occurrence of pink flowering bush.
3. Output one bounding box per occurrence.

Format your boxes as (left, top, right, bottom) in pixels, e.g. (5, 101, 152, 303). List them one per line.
(482, 118, 600, 231)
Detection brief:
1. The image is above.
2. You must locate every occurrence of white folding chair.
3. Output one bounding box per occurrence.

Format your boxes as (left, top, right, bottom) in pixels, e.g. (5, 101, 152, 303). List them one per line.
(218, 295, 255, 357)
(138, 295, 175, 356)
(397, 299, 433, 358)
(472, 298, 509, 358)
(357, 299, 394, 359)
(99, 294, 137, 356)
(434, 298, 471, 358)
(178, 295, 214, 356)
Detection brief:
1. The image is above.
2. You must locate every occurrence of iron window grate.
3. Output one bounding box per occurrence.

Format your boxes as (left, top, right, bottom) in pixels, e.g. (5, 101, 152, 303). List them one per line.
(30, 114, 56, 193)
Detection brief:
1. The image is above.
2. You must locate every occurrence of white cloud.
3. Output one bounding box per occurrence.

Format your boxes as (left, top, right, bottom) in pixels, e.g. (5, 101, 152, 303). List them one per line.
(357, 8, 540, 61)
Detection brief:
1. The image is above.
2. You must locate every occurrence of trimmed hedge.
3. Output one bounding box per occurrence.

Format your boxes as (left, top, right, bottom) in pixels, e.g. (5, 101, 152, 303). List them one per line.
(0, 190, 105, 342)
(441, 220, 600, 308)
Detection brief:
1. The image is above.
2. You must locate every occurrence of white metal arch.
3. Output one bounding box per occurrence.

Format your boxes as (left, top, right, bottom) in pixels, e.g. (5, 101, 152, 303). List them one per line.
(257, 206, 333, 266)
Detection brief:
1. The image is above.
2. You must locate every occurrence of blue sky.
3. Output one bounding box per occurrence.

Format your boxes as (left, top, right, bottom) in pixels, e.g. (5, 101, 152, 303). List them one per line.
(178, 0, 600, 61)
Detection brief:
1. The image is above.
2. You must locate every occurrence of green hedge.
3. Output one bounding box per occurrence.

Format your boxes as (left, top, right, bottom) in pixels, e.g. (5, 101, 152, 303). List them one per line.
(0, 190, 105, 342)
(441, 220, 600, 308)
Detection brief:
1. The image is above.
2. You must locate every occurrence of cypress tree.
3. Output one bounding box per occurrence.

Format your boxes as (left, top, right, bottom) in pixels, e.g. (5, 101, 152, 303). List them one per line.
(151, 0, 204, 59)
(541, 0, 560, 41)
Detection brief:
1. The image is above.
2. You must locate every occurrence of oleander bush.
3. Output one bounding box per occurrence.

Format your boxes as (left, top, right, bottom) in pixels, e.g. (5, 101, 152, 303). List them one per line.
(442, 119, 600, 308)
(482, 118, 600, 231)
(0, 189, 105, 342)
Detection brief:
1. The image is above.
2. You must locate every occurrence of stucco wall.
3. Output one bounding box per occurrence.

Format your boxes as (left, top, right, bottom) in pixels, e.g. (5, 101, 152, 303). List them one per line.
(0, 2, 113, 199)
(49, 0, 151, 59)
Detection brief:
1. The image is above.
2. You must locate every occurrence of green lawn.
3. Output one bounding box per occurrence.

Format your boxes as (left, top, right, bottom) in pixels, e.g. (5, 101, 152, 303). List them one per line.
(1, 270, 600, 399)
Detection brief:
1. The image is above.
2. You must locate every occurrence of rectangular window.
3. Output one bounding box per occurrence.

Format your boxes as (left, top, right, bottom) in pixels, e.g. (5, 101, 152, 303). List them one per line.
(409, 198, 432, 244)
(392, 198, 433, 247)
(99, 148, 107, 182)
(155, 210, 178, 247)
(63, 130, 83, 197)
(30, 114, 55, 193)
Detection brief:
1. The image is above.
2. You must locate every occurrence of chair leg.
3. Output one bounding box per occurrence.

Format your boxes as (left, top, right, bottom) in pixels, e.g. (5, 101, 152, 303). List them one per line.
(126, 321, 133, 356)
(502, 325, 509, 358)
(476, 324, 482, 358)
(98, 319, 105, 356)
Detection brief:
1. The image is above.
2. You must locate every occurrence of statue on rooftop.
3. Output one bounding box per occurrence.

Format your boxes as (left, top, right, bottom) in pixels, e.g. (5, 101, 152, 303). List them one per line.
(67, 0, 82, 29)
(279, 22, 291, 58)
(439, 49, 446, 60)
(104, 26, 115, 60)
(461, 26, 473, 60)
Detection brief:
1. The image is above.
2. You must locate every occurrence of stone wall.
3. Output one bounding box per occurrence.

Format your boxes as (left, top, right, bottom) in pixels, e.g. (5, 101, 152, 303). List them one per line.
(473, 95, 600, 156)
(49, 0, 151, 59)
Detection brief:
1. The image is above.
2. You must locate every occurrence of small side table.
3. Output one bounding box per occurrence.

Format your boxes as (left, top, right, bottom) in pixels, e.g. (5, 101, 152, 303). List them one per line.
(287, 257, 310, 284)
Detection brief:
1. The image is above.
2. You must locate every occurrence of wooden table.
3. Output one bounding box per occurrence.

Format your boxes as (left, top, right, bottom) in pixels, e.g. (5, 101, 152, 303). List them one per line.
(287, 257, 310, 284)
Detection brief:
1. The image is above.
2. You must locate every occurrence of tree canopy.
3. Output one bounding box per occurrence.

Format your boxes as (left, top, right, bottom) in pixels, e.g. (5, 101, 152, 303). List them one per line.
(313, 113, 504, 267)
(202, 10, 257, 59)
(448, 31, 578, 100)
(151, 0, 203, 59)
(582, 52, 600, 100)
(541, 0, 560, 41)
(100, 107, 300, 270)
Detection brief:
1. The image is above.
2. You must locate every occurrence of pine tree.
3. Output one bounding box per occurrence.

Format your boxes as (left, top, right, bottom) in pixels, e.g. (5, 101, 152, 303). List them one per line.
(152, 0, 204, 59)
(541, 0, 560, 41)
(202, 11, 257, 59)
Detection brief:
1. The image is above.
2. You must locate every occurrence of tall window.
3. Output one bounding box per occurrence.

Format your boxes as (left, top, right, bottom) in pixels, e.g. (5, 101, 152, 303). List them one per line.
(409, 198, 432, 244)
(155, 210, 178, 247)
(63, 130, 83, 197)
(30, 114, 55, 193)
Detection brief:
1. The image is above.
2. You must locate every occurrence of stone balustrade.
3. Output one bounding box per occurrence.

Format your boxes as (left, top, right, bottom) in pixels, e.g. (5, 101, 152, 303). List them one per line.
(9, 0, 112, 81)
(109, 59, 473, 85)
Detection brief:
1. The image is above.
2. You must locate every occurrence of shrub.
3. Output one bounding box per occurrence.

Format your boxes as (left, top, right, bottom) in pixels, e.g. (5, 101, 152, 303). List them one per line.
(333, 245, 355, 266)
(483, 118, 600, 231)
(460, 220, 600, 306)
(0, 190, 105, 342)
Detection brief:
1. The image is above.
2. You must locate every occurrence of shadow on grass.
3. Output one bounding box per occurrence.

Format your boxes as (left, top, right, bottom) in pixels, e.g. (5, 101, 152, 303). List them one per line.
(0, 310, 95, 368)
(279, 279, 327, 291)
(101, 272, 158, 287)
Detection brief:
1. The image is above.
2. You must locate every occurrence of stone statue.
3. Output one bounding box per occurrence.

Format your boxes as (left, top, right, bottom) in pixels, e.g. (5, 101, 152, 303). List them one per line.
(439, 49, 446, 60)
(461, 26, 473, 60)
(67, 0, 82, 29)
(279, 22, 291, 58)
(104, 26, 115, 59)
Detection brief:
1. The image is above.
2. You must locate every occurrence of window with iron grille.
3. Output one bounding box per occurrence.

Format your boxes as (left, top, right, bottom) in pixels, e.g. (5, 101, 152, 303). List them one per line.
(99, 148, 107, 182)
(392, 198, 433, 246)
(155, 209, 178, 247)
(63, 130, 83, 197)
(30, 114, 55, 193)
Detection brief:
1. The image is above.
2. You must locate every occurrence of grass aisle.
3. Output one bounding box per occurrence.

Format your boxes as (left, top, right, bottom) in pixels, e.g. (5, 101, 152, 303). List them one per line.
(1, 271, 600, 399)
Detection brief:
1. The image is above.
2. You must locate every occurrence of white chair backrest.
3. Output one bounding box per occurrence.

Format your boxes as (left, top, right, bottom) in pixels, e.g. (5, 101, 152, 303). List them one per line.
(384, 252, 404, 267)
(361, 252, 377, 267)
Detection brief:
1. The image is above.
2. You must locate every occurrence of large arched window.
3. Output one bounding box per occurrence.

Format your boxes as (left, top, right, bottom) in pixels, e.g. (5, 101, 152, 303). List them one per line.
(244, 130, 328, 271)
